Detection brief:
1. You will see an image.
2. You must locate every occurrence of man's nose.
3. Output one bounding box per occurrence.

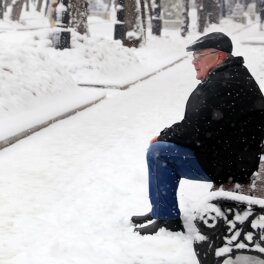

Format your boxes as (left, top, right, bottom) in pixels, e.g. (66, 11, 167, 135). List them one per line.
(192, 59, 197, 65)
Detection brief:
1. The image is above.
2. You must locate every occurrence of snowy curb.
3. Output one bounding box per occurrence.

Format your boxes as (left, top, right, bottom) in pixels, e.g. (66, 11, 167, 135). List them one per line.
(0, 96, 105, 150)
(78, 56, 187, 90)
(231, 22, 256, 35)
(0, 26, 49, 34)
(241, 41, 264, 46)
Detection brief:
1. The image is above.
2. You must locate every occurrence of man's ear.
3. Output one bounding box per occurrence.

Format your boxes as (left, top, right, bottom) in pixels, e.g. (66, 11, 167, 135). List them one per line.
(218, 52, 228, 63)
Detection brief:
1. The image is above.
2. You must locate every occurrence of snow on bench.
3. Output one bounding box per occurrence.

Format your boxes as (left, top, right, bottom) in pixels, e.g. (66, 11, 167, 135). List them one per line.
(194, 161, 264, 264)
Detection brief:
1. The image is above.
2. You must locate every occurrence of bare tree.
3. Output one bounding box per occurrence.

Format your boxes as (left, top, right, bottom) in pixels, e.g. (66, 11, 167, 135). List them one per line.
(26, 0, 29, 11)
(5, 0, 13, 12)
(152, 0, 162, 36)
(196, 0, 207, 33)
(196, 0, 221, 33)
(10, 0, 26, 21)
(36, 0, 44, 12)
(139, 0, 146, 40)
(0, 0, 4, 18)
(124, 0, 144, 47)
(208, 0, 220, 24)
(45, 0, 50, 15)
(69, 0, 90, 36)
(146, 0, 153, 25)
(107, 0, 112, 11)
(181, 0, 189, 37)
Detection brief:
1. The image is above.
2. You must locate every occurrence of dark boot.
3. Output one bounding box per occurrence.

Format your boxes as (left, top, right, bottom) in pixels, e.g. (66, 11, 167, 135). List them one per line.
(131, 212, 153, 225)
(164, 218, 185, 233)
(134, 219, 185, 235)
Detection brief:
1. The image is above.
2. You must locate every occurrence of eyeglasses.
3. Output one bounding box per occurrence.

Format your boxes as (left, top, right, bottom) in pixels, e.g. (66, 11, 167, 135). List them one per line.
(192, 51, 219, 61)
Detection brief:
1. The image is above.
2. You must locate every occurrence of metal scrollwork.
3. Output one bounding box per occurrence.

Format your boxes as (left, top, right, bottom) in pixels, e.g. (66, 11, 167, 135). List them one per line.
(194, 203, 224, 235)
(194, 200, 264, 264)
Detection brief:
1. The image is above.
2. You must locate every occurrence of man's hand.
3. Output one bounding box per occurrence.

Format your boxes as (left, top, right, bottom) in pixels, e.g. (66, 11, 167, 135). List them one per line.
(150, 136, 158, 144)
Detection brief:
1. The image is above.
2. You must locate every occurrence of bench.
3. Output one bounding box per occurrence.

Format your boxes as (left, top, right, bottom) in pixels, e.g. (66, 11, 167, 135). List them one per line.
(194, 161, 264, 264)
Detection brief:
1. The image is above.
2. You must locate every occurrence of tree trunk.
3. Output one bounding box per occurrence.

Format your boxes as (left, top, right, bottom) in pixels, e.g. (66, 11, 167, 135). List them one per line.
(221, 0, 226, 17)
(45, 0, 50, 15)
(146, 0, 153, 24)
(181, 0, 189, 37)
(208, 0, 220, 24)
(107, 0, 112, 11)
(10, 0, 26, 21)
(5, 0, 13, 12)
(26, 0, 29, 11)
(152, 0, 162, 36)
(196, 0, 207, 33)
(125, 0, 138, 32)
(36, 0, 44, 12)
(69, 0, 90, 36)
(139, 0, 146, 40)
(0, 0, 3, 19)
(125, 0, 144, 47)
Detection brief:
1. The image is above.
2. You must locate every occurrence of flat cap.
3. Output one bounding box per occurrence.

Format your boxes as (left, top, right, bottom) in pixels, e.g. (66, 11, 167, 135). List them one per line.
(186, 32, 233, 53)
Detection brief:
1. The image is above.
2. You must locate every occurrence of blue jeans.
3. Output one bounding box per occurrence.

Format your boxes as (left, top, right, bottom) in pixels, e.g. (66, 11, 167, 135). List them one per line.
(147, 141, 211, 220)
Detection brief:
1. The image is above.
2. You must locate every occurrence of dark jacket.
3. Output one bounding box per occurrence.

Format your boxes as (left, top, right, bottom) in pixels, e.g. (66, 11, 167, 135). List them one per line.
(158, 56, 264, 184)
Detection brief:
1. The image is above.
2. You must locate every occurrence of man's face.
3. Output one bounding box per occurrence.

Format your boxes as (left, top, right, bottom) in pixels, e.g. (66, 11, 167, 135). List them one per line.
(192, 49, 220, 81)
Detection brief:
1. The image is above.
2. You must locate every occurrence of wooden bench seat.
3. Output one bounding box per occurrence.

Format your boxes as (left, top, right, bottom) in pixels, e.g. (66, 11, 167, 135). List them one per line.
(194, 161, 264, 264)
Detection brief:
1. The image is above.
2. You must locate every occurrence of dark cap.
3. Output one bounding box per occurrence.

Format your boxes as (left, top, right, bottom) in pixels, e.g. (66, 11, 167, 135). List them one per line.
(186, 32, 233, 53)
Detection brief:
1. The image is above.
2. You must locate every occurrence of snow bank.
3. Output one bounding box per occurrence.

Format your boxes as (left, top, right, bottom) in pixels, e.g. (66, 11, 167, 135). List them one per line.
(23, 28, 144, 86)
(0, 39, 105, 142)
(0, 44, 77, 117)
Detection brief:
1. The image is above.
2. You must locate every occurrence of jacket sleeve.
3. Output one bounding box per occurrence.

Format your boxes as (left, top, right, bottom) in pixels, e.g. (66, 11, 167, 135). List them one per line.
(158, 119, 202, 148)
(157, 81, 232, 148)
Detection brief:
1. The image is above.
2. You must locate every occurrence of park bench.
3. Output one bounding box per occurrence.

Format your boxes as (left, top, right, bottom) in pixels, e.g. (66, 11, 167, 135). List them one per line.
(194, 161, 264, 264)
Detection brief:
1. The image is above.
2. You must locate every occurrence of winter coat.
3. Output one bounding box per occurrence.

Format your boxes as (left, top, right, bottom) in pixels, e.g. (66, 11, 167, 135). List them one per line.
(158, 56, 264, 184)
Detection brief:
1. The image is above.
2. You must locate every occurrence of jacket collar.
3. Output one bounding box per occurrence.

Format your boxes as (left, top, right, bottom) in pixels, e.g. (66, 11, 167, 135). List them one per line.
(202, 56, 244, 83)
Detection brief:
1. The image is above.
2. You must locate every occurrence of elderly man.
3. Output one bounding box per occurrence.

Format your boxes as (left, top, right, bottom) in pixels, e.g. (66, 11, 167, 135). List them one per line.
(132, 32, 264, 235)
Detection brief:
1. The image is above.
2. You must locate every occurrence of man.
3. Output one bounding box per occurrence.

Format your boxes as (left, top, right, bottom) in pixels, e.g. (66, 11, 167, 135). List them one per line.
(131, 32, 264, 235)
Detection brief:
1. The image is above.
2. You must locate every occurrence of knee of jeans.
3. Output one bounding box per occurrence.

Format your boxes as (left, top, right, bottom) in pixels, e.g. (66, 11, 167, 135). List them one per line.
(146, 141, 168, 162)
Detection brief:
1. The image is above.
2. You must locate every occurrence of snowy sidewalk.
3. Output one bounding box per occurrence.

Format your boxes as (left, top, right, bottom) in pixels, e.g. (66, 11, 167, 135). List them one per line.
(0, 89, 105, 149)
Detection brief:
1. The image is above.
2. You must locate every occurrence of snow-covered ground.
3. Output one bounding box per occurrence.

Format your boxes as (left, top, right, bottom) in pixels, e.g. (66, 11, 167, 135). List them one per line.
(0, 4, 264, 264)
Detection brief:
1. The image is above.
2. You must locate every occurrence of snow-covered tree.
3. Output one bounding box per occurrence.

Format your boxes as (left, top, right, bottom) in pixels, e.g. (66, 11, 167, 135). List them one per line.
(69, 0, 90, 36)
(208, 0, 221, 24)
(124, 0, 144, 47)
(10, 0, 26, 21)
(162, 0, 182, 20)
(0, 0, 4, 18)
(36, 0, 44, 11)
(152, 0, 162, 36)
(181, 0, 189, 37)
(5, 0, 13, 11)
(196, 0, 221, 33)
